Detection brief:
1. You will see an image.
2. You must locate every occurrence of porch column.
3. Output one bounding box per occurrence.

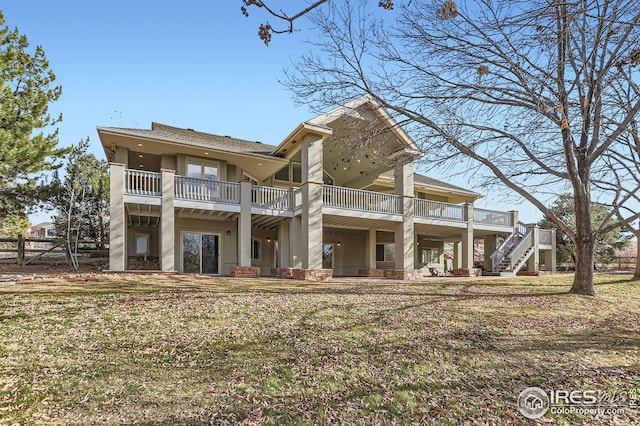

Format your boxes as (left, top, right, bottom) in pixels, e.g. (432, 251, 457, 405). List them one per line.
(461, 203, 474, 269)
(366, 228, 377, 269)
(238, 181, 252, 267)
(394, 161, 415, 272)
(526, 224, 540, 272)
(550, 229, 557, 272)
(160, 169, 176, 272)
(484, 235, 497, 271)
(301, 133, 323, 270)
(453, 241, 462, 269)
(278, 219, 290, 268)
(109, 163, 126, 271)
(511, 210, 519, 234)
(289, 216, 302, 268)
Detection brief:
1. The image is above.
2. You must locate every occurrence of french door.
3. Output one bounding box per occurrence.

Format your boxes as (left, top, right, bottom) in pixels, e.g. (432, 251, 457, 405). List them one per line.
(182, 233, 220, 274)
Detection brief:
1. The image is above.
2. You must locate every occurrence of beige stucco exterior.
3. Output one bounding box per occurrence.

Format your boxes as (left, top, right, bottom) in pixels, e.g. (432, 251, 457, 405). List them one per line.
(101, 97, 555, 279)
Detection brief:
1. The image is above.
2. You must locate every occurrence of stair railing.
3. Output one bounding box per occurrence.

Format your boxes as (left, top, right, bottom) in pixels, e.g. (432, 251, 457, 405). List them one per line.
(506, 230, 533, 271)
(490, 232, 518, 272)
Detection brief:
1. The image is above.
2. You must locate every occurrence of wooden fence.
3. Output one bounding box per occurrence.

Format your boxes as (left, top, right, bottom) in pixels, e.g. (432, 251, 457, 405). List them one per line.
(0, 235, 108, 265)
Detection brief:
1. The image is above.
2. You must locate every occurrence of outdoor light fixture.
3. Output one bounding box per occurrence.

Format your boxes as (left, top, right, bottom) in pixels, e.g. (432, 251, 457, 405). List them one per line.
(266, 237, 272, 243)
(336, 241, 341, 247)
(226, 230, 231, 236)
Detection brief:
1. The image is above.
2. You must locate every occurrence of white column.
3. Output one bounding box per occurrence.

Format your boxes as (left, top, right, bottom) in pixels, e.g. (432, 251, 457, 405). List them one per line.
(366, 228, 377, 269)
(290, 216, 302, 269)
(238, 181, 252, 267)
(109, 163, 126, 271)
(453, 241, 462, 269)
(461, 203, 474, 269)
(550, 229, 557, 272)
(484, 235, 497, 271)
(278, 219, 290, 268)
(526, 224, 540, 272)
(301, 133, 324, 270)
(160, 169, 175, 272)
(394, 161, 415, 272)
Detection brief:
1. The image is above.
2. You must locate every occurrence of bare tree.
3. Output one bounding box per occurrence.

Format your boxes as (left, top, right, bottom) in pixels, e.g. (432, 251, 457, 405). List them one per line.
(282, 0, 640, 295)
(240, 0, 395, 45)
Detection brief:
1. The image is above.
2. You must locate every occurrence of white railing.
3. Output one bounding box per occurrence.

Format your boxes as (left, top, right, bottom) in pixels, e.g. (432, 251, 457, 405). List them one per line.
(539, 229, 553, 245)
(251, 185, 292, 210)
(323, 185, 401, 214)
(175, 177, 240, 204)
(125, 170, 161, 196)
(414, 199, 466, 221)
(474, 208, 514, 227)
(490, 232, 519, 272)
(507, 230, 533, 269)
(293, 188, 303, 209)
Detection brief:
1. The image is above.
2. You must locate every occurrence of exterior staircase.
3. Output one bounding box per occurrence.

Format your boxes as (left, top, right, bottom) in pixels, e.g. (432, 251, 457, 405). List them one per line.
(490, 222, 535, 277)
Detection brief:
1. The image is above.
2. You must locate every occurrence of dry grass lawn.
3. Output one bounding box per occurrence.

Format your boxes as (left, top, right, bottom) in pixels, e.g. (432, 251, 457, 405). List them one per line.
(0, 273, 638, 425)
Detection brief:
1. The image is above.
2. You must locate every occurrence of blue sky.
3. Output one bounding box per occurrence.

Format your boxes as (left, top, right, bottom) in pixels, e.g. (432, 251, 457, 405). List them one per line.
(3, 1, 542, 224)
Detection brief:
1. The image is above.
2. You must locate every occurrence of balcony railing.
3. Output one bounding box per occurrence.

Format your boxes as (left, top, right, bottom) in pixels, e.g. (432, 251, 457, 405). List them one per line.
(125, 170, 161, 196)
(539, 229, 553, 245)
(323, 185, 401, 214)
(121, 170, 520, 228)
(414, 199, 466, 221)
(474, 208, 514, 227)
(252, 185, 292, 210)
(175, 176, 240, 204)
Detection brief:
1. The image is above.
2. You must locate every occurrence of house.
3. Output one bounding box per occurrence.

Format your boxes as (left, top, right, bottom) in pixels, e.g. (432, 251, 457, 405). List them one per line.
(98, 96, 555, 280)
(29, 222, 56, 240)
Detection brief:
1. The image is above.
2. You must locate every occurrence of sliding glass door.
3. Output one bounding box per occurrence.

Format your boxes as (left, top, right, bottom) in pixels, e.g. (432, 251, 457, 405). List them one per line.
(182, 233, 220, 274)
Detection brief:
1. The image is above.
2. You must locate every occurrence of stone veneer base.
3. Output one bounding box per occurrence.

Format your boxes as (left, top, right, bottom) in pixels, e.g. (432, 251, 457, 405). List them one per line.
(270, 267, 294, 279)
(292, 269, 332, 282)
(358, 269, 385, 278)
(229, 266, 261, 278)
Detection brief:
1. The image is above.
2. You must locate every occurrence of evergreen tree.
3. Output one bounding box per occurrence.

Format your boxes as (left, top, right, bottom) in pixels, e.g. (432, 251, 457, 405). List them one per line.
(539, 194, 632, 269)
(0, 11, 66, 217)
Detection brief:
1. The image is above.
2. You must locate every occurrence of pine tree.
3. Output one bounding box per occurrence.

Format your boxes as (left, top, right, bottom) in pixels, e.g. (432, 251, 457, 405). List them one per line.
(0, 11, 66, 217)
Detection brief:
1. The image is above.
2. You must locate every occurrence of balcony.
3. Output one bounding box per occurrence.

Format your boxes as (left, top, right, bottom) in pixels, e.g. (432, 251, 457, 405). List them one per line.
(323, 185, 401, 215)
(175, 176, 240, 204)
(414, 199, 466, 222)
(120, 169, 515, 228)
(125, 169, 161, 197)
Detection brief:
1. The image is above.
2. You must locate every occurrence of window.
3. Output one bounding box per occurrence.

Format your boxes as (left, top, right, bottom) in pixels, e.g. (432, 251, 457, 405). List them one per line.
(187, 158, 218, 180)
(274, 166, 289, 181)
(292, 163, 302, 183)
(323, 171, 334, 185)
(135, 233, 149, 255)
(45, 227, 55, 238)
(251, 238, 261, 260)
(243, 172, 258, 185)
(422, 248, 441, 264)
(376, 243, 395, 262)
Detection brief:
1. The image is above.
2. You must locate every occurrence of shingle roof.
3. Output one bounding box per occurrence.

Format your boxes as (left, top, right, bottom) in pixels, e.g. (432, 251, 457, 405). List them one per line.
(101, 122, 277, 156)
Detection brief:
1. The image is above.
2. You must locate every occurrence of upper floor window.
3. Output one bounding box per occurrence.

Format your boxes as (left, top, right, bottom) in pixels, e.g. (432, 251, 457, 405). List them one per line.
(273, 163, 334, 185)
(292, 163, 302, 183)
(187, 159, 218, 181)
